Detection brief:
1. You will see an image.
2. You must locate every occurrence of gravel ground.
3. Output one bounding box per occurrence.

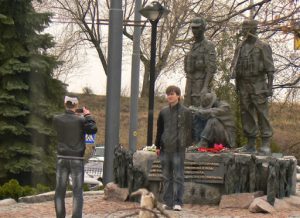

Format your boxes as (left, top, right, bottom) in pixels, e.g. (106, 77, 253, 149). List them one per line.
(1, 193, 300, 218)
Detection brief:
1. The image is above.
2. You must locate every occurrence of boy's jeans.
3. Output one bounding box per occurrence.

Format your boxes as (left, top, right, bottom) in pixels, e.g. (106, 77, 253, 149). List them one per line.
(160, 151, 185, 207)
(55, 158, 84, 218)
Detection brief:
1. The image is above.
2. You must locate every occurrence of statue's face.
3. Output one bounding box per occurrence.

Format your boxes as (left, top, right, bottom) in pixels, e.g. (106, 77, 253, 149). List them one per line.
(192, 26, 205, 38)
(201, 95, 212, 108)
(241, 24, 257, 38)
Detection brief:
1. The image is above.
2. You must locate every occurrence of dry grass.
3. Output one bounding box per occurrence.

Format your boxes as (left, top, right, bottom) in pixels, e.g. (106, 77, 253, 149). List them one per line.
(77, 94, 300, 160)
(77, 94, 166, 150)
(270, 102, 300, 159)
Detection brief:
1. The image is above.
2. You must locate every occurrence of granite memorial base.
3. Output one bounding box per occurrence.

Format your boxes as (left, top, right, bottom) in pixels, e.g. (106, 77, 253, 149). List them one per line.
(133, 151, 297, 205)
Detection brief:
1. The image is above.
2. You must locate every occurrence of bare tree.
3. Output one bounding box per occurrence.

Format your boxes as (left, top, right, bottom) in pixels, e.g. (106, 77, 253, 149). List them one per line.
(39, 0, 299, 101)
(255, 0, 300, 102)
(122, 0, 299, 98)
(33, 0, 86, 82)
(50, 24, 84, 82)
(48, 0, 109, 74)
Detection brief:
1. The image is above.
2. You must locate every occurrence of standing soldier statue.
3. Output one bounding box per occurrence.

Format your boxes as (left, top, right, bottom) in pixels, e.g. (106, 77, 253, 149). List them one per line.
(184, 17, 217, 107)
(231, 19, 275, 155)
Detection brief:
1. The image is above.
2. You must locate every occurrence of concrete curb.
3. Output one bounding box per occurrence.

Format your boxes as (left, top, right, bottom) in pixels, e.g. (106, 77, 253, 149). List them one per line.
(18, 190, 104, 203)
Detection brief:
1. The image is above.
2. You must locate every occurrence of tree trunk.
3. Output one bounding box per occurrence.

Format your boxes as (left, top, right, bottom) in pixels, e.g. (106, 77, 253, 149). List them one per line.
(95, 45, 107, 75)
(140, 55, 152, 98)
(141, 68, 149, 97)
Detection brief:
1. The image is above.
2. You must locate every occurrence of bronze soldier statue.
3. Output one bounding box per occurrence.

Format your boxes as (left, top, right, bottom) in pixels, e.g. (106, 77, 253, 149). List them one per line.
(231, 19, 275, 155)
(184, 17, 216, 107)
(187, 92, 236, 151)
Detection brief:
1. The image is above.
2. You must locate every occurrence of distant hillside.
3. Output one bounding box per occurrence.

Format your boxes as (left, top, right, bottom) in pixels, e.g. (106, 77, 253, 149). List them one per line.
(77, 94, 165, 148)
(77, 93, 300, 160)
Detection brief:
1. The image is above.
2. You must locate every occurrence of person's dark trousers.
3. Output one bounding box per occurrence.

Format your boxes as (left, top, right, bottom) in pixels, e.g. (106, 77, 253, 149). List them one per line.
(55, 158, 84, 218)
(160, 151, 185, 207)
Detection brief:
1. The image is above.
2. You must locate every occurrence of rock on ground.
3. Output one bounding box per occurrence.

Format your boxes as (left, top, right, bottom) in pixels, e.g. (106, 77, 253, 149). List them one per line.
(0, 198, 16, 206)
(249, 198, 275, 213)
(103, 182, 129, 201)
(219, 192, 264, 209)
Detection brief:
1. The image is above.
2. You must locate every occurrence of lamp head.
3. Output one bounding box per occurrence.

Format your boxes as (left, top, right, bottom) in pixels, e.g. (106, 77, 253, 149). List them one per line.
(139, 1, 170, 22)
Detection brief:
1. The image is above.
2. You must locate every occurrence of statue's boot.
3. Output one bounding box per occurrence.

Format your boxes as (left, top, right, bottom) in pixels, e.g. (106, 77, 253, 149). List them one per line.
(236, 137, 256, 153)
(187, 145, 199, 152)
(197, 138, 208, 148)
(258, 137, 271, 155)
(187, 138, 208, 152)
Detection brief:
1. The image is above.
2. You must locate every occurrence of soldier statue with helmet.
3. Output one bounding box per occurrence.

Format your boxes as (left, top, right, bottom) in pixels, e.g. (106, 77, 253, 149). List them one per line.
(231, 19, 275, 155)
(184, 17, 217, 107)
(184, 17, 217, 144)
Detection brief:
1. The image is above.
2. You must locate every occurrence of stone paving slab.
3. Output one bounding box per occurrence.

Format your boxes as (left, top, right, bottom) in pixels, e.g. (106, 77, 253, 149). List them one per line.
(2, 186, 300, 218)
(1, 194, 300, 218)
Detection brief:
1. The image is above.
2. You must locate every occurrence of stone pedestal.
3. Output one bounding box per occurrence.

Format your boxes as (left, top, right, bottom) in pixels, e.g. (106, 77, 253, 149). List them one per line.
(133, 151, 297, 205)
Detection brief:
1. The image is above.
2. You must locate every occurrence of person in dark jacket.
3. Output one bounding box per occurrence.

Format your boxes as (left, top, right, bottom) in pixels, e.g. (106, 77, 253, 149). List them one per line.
(53, 96, 97, 218)
(155, 85, 192, 211)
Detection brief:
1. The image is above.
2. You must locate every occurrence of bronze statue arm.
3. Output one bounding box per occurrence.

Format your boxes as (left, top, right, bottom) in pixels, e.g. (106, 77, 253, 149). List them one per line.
(201, 45, 216, 94)
(267, 71, 274, 97)
(184, 76, 192, 106)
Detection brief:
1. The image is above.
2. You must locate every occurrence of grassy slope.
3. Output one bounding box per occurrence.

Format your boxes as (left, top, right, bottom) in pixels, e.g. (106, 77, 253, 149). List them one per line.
(270, 102, 300, 159)
(78, 94, 300, 160)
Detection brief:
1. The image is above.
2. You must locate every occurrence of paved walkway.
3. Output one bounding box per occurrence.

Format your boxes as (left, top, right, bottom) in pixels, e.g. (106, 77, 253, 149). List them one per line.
(1, 192, 300, 218)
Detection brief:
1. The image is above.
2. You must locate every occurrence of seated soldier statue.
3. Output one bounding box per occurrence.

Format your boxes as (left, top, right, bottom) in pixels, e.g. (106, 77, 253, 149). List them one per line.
(187, 92, 236, 150)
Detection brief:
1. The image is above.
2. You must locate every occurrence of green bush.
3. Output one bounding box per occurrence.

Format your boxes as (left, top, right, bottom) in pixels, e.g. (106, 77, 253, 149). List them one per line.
(22, 186, 36, 197)
(36, 183, 51, 194)
(83, 184, 90, 192)
(0, 179, 52, 201)
(0, 179, 23, 200)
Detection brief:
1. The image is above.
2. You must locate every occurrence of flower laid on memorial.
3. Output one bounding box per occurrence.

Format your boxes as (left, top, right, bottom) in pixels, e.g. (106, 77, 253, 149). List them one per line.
(197, 144, 228, 153)
(142, 144, 157, 152)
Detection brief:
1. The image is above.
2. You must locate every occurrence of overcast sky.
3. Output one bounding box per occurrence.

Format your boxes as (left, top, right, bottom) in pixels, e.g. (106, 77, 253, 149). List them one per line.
(47, 21, 187, 97)
(61, 41, 186, 97)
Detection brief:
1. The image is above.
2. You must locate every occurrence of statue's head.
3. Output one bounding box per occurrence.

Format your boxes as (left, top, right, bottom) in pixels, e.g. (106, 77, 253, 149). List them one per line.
(191, 17, 206, 40)
(200, 92, 217, 109)
(191, 17, 207, 30)
(241, 19, 258, 37)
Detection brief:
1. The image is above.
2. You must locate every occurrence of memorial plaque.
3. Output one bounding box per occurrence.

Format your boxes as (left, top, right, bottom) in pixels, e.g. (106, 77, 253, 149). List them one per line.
(148, 159, 225, 184)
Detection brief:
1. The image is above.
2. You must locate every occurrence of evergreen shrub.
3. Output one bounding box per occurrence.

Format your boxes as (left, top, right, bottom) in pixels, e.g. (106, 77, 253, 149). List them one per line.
(0, 179, 51, 201)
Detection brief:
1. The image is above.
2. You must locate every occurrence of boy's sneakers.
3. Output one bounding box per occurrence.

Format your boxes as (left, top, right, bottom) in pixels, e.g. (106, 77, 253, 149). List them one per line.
(173, 205, 182, 211)
(162, 204, 182, 211)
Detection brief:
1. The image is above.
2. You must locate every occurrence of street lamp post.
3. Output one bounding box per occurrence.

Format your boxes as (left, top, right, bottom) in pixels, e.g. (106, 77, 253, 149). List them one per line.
(140, 1, 170, 147)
